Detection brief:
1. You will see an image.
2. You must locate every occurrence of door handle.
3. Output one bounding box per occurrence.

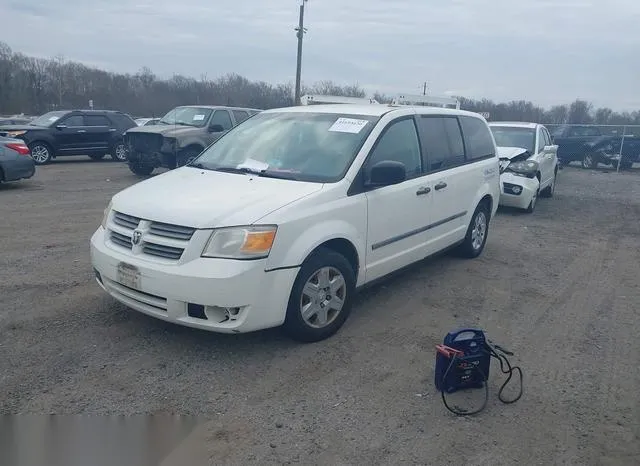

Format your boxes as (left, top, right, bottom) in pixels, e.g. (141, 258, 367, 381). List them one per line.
(416, 186, 431, 196)
(77, 129, 86, 133)
(434, 182, 447, 190)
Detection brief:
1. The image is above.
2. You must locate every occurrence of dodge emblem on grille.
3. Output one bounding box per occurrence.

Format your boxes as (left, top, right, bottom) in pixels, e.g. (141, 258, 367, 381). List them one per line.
(131, 230, 143, 245)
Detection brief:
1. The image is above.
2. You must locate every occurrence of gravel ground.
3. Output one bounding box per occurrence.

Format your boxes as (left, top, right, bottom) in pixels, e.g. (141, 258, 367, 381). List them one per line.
(1, 159, 639, 466)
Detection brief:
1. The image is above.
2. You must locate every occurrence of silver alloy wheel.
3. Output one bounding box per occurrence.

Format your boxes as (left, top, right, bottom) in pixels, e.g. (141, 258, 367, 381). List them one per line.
(471, 211, 487, 251)
(114, 143, 127, 161)
(300, 266, 346, 328)
(31, 144, 50, 164)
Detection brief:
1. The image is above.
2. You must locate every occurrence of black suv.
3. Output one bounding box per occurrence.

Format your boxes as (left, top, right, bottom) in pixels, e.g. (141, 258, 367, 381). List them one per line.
(0, 110, 137, 165)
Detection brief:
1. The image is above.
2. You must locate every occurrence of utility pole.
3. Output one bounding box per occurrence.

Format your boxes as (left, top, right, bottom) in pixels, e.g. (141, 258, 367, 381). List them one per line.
(294, 0, 308, 106)
(423, 82, 427, 96)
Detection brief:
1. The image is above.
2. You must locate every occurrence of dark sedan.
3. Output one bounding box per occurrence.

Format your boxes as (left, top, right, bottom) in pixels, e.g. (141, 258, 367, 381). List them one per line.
(0, 136, 35, 183)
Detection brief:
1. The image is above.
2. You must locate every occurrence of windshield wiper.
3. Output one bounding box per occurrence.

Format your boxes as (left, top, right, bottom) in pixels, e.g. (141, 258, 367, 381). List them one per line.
(209, 166, 299, 180)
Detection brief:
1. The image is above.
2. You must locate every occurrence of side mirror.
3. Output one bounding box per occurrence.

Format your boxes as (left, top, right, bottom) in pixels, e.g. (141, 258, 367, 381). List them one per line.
(366, 160, 406, 188)
(55, 124, 67, 130)
(208, 124, 224, 133)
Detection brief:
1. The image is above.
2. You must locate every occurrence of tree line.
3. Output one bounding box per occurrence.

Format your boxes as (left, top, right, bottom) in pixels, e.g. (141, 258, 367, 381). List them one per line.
(1, 41, 639, 126)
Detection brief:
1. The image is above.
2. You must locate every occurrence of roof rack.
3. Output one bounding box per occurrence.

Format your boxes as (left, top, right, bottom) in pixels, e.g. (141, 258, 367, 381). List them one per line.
(300, 94, 380, 106)
(390, 94, 460, 109)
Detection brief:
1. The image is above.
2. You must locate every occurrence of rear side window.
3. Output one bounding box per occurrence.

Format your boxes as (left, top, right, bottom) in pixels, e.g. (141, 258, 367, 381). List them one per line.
(418, 116, 466, 172)
(85, 115, 111, 126)
(459, 116, 495, 160)
(232, 110, 249, 123)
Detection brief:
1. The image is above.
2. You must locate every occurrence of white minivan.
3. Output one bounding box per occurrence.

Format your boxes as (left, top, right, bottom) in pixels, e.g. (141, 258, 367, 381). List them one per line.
(91, 104, 500, 342)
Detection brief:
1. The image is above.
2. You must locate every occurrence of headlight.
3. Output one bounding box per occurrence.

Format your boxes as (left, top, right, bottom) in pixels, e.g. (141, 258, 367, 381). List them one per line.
(202, 225, 277, 259)
(101, 200, 113, 229)
(6, 130, 26, 137)
(507, 160, 539, 177)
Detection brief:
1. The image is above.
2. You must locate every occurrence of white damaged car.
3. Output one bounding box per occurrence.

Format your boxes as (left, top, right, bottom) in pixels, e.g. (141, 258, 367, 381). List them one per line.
(489, 122, 559, 213)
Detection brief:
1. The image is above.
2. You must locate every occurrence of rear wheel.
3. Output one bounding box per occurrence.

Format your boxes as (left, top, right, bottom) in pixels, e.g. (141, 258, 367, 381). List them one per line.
(618, 160, 633, 170)
(128, 162, 154, 176)
(283, 247, 355, 343)
(456, 202, 490, 258)
(110, 142, 127, 162)
(29, 142, 52, 165)
(582, 153, 597, 169)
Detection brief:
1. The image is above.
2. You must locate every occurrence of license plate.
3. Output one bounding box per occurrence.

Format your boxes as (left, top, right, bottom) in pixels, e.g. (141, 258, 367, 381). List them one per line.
(116, 262, 141, 290)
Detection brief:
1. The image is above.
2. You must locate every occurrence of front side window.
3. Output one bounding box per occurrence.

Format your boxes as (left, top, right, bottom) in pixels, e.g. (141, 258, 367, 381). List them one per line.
(460, 116, 495, 160)
(159, 107, 213, 127)
(60, 115, 84, 127)
(365, 118, 422, 181)
(489, 126, 536, 154)
(210, 110, 233, 131)
(193, 111, 379, 183)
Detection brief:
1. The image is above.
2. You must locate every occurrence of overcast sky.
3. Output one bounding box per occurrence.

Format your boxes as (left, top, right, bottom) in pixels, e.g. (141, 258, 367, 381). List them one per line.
(2, 0, 639, 110)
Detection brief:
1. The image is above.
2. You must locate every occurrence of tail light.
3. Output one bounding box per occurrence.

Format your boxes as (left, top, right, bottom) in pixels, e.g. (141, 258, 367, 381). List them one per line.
(6, 142, 31, 156)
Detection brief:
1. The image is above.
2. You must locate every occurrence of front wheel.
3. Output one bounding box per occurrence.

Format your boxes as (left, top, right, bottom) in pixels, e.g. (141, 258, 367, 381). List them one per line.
(540, 172, 556, 198)
(283, 247, 356, 343)
(456, 202, 490, 259)
(128, 162, 154, 176)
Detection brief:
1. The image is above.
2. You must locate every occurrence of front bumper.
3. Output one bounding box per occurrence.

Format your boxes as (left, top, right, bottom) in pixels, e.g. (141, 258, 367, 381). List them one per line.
(90, 227, 299, 334)
(1, 156, 36, 181)
(499, 172, 539, 210)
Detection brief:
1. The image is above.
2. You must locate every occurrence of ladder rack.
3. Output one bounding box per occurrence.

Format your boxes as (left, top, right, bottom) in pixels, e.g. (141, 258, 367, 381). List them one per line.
(300, 94, 380, 105)
(391, 94, 460, 109)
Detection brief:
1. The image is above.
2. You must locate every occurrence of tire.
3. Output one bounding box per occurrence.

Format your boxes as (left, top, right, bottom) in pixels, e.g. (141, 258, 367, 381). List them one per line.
(456, 202, 490, 259)
(110, 141, 127, 162)
(28, 142, 52, 165)
(283, 247, 356, 343)
(618, 160, 633, 170)
(176, 148, 202, 168)
(89, 154, 105, 161)
(540, 171, 557, 198)
(582, 153, 597, 169)
(128, 162, 154, 176)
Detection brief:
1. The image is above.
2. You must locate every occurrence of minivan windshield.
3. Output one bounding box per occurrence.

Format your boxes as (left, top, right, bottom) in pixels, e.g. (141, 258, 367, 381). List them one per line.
(29, 111, 68, 127)
(191, 111, 379, 182)
(490, 126, 536, 154)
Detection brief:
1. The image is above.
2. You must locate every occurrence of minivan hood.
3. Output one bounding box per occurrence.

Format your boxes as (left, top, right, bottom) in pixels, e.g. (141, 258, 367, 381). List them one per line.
(496, 146, 529, 160)
(111, 167, 323, 228)
(125, 124, 202, 137)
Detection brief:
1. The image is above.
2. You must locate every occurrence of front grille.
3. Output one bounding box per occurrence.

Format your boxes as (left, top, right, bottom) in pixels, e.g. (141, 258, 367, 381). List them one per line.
(113, 212, 141, 229)
(127, 133, 163, 153)
(109, 210, 194, 261)
(149, 221, 195, 241)
(110, 231, 132, 249)
(142, 242, 184, 260)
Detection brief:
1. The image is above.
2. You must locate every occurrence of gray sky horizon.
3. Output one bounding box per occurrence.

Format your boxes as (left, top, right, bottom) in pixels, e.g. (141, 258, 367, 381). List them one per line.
(2, 0, 639, 111)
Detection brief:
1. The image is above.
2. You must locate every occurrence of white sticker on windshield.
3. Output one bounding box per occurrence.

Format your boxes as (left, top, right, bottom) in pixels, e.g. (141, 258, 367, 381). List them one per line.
(328, 118, 369, 134)
(193, 114, 205, 121)
(49, 116, 59, 122)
